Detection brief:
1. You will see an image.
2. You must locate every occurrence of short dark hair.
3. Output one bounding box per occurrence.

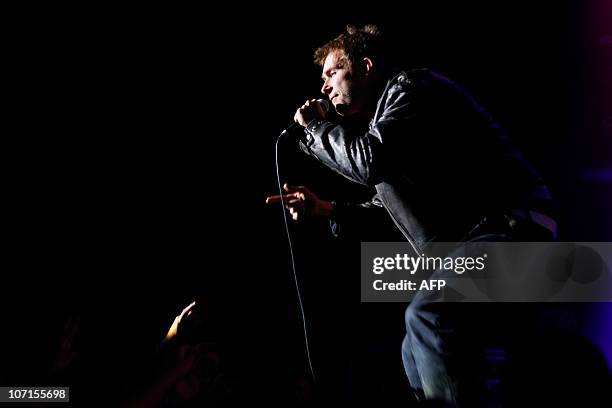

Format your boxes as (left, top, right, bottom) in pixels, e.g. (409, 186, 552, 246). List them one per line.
(314, 25, 385, 69)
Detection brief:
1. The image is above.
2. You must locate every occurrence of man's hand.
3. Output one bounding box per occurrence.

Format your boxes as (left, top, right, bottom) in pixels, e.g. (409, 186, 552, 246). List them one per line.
(294, 99, 327, 127)
(266, 183, 333, 221)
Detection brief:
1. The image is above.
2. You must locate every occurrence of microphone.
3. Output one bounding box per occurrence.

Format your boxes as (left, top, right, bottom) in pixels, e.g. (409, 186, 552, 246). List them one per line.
(281, 99, 330, 136)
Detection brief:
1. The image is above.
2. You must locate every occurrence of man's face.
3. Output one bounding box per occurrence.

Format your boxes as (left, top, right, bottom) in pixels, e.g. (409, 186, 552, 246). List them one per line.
(320, 50, 368, 116)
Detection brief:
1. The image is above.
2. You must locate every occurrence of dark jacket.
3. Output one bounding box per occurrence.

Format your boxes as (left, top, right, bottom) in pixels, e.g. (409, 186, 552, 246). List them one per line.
(300, 69, 552, 253)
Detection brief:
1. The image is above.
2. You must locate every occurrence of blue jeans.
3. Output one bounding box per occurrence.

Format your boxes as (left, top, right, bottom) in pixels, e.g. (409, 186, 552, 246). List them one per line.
(402, 292, 490, 406)
(402, 227, 513, 406)
(401, 210, 563, 406)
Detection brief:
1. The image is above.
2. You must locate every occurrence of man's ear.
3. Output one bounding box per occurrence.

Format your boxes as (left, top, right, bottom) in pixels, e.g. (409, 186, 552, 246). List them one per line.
(363, 57, 375, 76)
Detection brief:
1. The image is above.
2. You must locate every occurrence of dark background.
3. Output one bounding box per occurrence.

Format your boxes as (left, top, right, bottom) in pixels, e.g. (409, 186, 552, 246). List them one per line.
(2, 1, 611, 405)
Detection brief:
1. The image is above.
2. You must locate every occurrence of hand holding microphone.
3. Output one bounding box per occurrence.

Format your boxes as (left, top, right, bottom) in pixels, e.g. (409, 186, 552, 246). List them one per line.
(294, 98, 330, 127)
(281, 98, 330, 136)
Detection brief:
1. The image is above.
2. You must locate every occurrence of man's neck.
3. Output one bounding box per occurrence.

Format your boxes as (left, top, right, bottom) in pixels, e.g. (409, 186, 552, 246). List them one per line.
(361, 79, 385, 121)
(341, 110, 373, 132)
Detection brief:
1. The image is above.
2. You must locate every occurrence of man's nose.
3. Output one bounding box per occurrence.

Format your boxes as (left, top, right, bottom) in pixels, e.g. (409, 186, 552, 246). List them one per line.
(321, 81, 332, 95)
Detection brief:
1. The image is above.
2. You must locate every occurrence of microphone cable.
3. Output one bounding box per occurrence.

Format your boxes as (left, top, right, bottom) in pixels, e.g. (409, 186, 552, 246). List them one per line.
(274, 129, 316, 384)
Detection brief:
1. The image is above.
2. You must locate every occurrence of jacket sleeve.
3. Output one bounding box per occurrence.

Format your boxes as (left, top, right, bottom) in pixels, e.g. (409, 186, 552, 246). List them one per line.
(328, 194, 403, 241)
(299, 75, 420, 186)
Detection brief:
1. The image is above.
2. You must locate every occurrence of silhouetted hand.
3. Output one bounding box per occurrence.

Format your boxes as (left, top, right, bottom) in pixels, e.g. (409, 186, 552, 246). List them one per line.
(53, 316, 80, 371)
(165, 301, 197, 342)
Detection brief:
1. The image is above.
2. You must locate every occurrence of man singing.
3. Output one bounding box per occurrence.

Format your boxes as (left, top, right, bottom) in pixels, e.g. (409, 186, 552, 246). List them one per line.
(268, 24, 557, 406)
